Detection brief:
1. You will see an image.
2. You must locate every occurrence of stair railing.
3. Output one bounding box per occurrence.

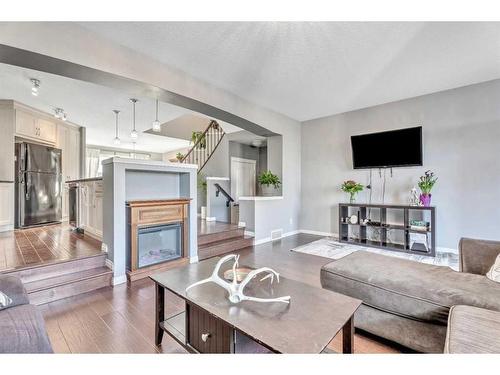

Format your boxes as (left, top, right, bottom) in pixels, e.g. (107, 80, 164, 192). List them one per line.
(181, 120, 225, 173)
(214, 183, 235, 207)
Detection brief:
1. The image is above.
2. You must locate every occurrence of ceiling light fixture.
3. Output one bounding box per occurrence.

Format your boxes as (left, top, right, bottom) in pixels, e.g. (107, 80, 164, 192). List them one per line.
(130, 98, 138, 139)
(113, 110, 121, 145)
(30, 78, 40, 96)
(152, 99, 161, 132)
(54, 108, 67, 121)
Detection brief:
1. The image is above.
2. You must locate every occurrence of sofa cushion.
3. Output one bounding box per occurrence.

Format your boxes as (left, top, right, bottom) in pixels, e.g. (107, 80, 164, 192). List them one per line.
(0, 275, 29, 309)
(320, 251, 500, 325)
(445, 305, 500, 353)
(0, 304, 53, 353)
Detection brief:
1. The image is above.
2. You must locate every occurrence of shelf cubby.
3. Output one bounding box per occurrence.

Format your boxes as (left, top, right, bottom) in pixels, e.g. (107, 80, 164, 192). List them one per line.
(339, 203, 436, 257)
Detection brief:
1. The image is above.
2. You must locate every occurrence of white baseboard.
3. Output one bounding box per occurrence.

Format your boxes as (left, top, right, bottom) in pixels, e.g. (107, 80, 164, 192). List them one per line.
(205, 216, 216, 222)
(253, 230, 302, 246)
(299, 229, 337, 237)
(244, 230, 255, 237)
(190, 256, 199, 263)
(105, 258, 114, 270)
(0, 224, 14, 233)
(112, 275, 127, 285)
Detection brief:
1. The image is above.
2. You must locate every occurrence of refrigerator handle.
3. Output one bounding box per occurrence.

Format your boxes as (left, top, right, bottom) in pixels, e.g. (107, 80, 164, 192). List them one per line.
(25, 173, 30, 200)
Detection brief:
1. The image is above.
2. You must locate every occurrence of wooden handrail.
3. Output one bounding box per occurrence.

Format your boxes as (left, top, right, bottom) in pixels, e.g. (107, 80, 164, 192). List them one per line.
(180, 119, 225, 173)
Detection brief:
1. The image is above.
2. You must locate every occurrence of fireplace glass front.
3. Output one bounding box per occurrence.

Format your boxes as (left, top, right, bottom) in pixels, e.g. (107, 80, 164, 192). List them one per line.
(137, 223, 182, 268)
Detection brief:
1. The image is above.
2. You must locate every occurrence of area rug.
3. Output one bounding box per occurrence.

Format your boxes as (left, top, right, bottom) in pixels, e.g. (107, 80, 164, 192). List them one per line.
(291, 237, 459, 271)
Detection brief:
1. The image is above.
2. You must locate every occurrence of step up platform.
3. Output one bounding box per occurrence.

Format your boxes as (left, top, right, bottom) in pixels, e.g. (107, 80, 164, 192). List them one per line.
(198, 220, 254, 261)
(1, 253, 112, 305)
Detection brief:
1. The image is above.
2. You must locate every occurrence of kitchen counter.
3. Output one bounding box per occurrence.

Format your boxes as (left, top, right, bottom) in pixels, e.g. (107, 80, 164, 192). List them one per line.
(66, 177, 103, 184)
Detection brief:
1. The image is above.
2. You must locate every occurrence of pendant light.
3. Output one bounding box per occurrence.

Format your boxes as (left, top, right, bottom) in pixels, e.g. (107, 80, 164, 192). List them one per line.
(152, 99, 161, 132)
(130, 98, 138, 139)
(113, 110, 121, 145)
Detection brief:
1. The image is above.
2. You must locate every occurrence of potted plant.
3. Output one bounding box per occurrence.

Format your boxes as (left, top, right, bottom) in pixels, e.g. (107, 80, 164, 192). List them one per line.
(191, 131, 206, 149)
(418, 170, 437, 207)
(258, 170, 281, 196)
(176, 152, 184, 162)
(341, 180, 364, 203)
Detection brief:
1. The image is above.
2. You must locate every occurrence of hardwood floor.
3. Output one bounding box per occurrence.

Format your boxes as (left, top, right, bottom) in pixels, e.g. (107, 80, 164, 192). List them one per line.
(0, 224, 103, 272)
(40, 233, 404, 354)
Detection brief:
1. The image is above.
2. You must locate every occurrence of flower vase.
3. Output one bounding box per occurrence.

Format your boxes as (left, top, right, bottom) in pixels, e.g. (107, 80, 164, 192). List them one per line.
(419, 193, 432, 207)
(349, 193, 355, 204)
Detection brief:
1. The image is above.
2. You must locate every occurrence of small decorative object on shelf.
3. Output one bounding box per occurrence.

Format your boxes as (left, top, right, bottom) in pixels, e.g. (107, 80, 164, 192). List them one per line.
(409, 187, 421, 206)
(186, 254, 291, 304)
(349, 214, 358, 224)
(258, 170, 281, 196)
(418, 170, 437, 207)
(341, 180, 364, 203)
(176, 152, 184, 162)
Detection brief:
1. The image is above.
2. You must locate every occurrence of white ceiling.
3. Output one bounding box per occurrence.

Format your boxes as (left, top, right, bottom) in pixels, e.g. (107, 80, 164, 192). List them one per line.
(79, 22, 500, 121)
(0, 63, 239, 153)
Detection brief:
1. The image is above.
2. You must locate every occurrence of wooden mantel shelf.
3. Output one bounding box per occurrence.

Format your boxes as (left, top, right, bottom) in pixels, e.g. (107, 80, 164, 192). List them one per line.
(126, 198, 192, 207)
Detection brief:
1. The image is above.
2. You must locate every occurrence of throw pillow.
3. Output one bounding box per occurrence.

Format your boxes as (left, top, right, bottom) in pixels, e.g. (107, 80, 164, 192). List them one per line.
(0, 291, 13, 310)
(486, 254, 500, 283)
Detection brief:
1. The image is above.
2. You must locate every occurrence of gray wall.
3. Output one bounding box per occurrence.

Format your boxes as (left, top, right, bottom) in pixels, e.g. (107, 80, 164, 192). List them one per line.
(301, 79, 500, 249)
(125, 170, 180, 201)
(206, 178, 231, 222)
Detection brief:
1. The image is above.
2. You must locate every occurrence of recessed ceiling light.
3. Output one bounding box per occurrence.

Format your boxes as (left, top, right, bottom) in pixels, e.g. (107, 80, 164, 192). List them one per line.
(30, 78, 40, 96)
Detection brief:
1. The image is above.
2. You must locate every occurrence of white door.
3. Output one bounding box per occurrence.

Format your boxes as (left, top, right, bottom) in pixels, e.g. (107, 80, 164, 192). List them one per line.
(231, 157, 256, 202)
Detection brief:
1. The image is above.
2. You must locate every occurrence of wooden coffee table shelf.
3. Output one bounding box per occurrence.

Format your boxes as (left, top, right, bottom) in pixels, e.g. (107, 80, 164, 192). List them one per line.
(151, 257, 361, 354)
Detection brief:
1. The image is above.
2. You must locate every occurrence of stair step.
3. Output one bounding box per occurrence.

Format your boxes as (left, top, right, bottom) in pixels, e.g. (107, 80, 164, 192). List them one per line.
(1, 253, 107, 283)
(199, 235, 254, 261)
(25, 266, 112, 305)
(198, 227, 245, 246)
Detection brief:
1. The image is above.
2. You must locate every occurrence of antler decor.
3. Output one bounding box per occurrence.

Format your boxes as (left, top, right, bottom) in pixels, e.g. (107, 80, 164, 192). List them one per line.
(186, 254, 291, 304)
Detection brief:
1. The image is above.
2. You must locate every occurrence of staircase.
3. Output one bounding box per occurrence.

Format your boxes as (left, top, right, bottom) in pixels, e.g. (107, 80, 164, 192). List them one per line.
(2, 253, 112, 305)
(181, 120, 225, 173)
(198, 221, 254, 261)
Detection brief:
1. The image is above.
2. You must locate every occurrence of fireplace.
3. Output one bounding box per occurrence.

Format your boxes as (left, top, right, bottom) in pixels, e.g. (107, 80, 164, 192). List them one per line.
(137, 223, 182, 268)
(127, 199, 191, 281)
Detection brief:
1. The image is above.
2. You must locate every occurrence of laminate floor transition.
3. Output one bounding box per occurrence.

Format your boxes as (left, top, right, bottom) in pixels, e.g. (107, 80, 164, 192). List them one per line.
(41, 233, 404, 354)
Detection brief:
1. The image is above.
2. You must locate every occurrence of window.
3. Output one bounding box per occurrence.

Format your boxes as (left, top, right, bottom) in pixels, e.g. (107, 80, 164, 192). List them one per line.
(86, 147, 152, 177)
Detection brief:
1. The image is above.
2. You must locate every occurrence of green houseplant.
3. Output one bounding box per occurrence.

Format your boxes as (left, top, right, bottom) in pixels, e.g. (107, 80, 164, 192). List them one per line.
(341, 180, 364, 203)
(176, 152, 184, 162)
(191, 131, 206, 149)
(418, 170, 437, 207)
(258, 170, 281, 196)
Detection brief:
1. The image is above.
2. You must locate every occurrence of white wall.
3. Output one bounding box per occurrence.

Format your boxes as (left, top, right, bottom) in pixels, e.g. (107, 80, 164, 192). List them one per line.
(0, 23, 302, 241)
(301, 79, 500, 249)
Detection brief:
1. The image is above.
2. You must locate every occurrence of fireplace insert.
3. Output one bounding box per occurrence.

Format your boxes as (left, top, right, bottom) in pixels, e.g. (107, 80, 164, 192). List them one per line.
(136, 223, 182, 269)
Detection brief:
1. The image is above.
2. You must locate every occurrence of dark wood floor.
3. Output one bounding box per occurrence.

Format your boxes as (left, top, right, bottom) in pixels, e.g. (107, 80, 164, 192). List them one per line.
(40, 233, 402, 354)
(0, 224, 103, 272)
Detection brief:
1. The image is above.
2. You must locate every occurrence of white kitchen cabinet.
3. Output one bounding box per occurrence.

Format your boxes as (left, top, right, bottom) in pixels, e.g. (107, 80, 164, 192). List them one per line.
(57, 124, 81, 221)
(15, 109, 57, 144)
(0, 102, 15, 182)
(80, 180, 103, 240)
(0, 183, 14, 232)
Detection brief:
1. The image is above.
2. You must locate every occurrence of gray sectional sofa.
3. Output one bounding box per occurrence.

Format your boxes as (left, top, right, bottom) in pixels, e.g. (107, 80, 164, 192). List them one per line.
(320, 238, 500, 353)
(0, 275, 53, 353)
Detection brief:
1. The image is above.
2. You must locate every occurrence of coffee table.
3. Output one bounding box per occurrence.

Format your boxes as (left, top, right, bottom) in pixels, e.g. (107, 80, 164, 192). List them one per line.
(151, 257, 361, 354)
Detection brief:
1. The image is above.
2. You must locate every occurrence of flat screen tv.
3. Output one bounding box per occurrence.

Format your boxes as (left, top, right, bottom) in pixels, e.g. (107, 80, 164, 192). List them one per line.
(351, 126, 423, 169)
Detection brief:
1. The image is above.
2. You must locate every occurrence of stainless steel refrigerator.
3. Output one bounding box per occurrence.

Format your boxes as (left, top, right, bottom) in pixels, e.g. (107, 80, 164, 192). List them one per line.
(15, 142, 62, 228)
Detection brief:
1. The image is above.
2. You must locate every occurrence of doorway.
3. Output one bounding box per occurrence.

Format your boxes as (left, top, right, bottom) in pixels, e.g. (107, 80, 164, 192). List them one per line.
(230, 157, 256, 202)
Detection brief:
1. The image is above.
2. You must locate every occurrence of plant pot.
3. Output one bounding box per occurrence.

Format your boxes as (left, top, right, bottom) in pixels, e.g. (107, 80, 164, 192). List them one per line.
(419, 193, 432, 207)
(261, 185, 276, 196)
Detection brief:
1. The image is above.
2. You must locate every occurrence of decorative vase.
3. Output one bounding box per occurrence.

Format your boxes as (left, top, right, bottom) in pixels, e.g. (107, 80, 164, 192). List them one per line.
(261, 185, 275, 196)
(349, 192, 356, 204)
(419, 193, 432, 207)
